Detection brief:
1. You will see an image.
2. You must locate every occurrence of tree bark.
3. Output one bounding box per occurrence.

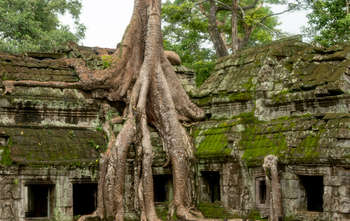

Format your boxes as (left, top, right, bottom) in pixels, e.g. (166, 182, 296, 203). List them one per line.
(231, 0, 239, 54)
(207, 0, 229, 57)
(263, 155, 283, 221)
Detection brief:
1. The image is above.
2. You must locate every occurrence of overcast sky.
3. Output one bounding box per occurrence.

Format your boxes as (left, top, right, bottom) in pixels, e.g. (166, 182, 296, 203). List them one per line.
(60, 1, 309, 49)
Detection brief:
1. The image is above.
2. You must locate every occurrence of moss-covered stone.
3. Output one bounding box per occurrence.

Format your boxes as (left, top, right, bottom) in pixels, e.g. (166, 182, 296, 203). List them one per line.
(0, 127, 106, 166)
(194, 36, 350, 109)
(197, 202, 238, 219)
(237, 114, 332, 166)
(0, 146, 12, 166)
(194, 121, 236, 158)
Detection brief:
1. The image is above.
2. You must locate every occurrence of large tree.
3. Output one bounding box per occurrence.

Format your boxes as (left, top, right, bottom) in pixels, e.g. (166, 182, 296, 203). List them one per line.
(0, 0, 85, 53)
(162, 0, 296, 85)
(3, 0, 206, 220)
(162, 0, 217, 86)
(163, 0, 296, 57)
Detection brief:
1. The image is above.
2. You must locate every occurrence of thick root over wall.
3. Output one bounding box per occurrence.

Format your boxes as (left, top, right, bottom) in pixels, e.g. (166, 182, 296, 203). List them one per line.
(2, 0, 209, 220)
(81, 0, 207, 220)
(263, 155, 283, 221)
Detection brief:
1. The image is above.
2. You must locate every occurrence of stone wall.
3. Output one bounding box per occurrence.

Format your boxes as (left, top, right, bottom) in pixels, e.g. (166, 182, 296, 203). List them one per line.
(0, 51, 106, 221)
(191, 37, 350, 220)
(0, 167, 98, 221)
(1, 38, 350, 221)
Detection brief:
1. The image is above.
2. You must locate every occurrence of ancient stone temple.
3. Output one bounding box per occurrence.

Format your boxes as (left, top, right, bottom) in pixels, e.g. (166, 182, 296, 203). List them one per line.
(0, 38, 349, 221)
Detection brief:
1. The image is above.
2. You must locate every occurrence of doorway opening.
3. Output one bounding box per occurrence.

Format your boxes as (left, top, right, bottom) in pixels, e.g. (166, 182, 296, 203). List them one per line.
(256, 178, 267, 205)
(153, 174, 173, 202)
(26, 184, 53, 218)
(201, 171, 221, 202)
(299, 175, 324, 212)
(73, 183, 98, 216)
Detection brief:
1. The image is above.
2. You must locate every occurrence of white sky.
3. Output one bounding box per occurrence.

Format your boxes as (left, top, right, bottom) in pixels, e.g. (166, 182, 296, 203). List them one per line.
(60, 1, 309, 49)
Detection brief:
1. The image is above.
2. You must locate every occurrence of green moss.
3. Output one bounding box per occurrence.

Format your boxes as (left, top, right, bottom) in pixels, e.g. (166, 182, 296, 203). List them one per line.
(101, 55, 113, 69)
(283, 215, 302, 221)
(0, 145, 13, 166)
(227, 92, 252, 102)
(292, 133, 321, 161)
(272, 88, 290, 103)
(1, 72, 8, 81)
(196, 130, 230, 158)
(193, 91, 252, 107)
(245, 209, 265, 220)
(0, 127, 106, 166)
(0, 136, 12, 166)
(239, 115, 325, 166)
(195, 96, 212, 106)
(194, 121, 237, 158)
(155, 202, 240, 220)
(155, 202, 171, 221)
(234, 112, 260, 124)
(241, 132, 288, 166)
(198, 202, 237, 219)
(192, 128, 201, 138)
(242, 77, 254, 91)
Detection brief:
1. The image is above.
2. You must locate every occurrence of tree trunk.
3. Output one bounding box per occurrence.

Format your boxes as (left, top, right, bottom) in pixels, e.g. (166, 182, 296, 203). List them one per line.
(231, 0, 239, 54)
(3, 0, 207, 220)
(75, 0, 206, 220)
(263, 155, 283, 221)
(207, 0, 229, 57)
(239, 24, 253, 49)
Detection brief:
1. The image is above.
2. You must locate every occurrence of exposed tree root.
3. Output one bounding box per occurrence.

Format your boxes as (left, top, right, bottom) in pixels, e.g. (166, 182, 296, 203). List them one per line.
(263, 155, 283, 221)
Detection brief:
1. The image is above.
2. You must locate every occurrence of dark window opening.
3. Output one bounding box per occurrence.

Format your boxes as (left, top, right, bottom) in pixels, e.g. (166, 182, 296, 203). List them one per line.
(0, 135, 9, 146)
(73, 183, 98, 216)
(153, 174, 172, 202)
(26, 185, 52, 218)
(201, 171, 221, 202)
(299, 176, 324, 212)
(259, 180, 266, 204)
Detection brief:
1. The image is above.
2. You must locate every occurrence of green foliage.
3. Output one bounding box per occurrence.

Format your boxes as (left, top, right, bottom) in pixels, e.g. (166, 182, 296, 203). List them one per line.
(162, 0, 285, 85)
(162, 0, 216, 86)
(0, 138, 13, 166)
(155, 202, 172, 221)
(101, 55, 113, 69)
(198, 202, 237, 219)
(0, 146, 13, 166)
(192, 60, 215, 86)
(0, 0, 85, 53)
(73, 215, 81, 221)
(303, 0, 350, 46)
(245, 208, 265, 220)
(13, 178, 19, 185)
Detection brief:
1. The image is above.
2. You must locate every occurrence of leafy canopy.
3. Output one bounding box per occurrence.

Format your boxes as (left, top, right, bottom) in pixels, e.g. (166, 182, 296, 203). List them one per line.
(162, 0, 216, 86)
(303, 0, 350, 46)
(0, 0, 85, 53)
(162, 0, 290, 86)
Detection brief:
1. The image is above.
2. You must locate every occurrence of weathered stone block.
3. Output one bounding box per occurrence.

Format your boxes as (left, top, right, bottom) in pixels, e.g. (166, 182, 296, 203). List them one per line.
(282, 179, 300, 199)
(324, 176, 342, 186)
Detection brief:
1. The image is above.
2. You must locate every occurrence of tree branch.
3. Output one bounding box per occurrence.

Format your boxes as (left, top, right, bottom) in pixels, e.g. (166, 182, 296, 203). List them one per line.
(259, 7, 295, 24)
(209, 0, 231, 12)
(238, 5, 246, 18)
(242, 0, 259, 10)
